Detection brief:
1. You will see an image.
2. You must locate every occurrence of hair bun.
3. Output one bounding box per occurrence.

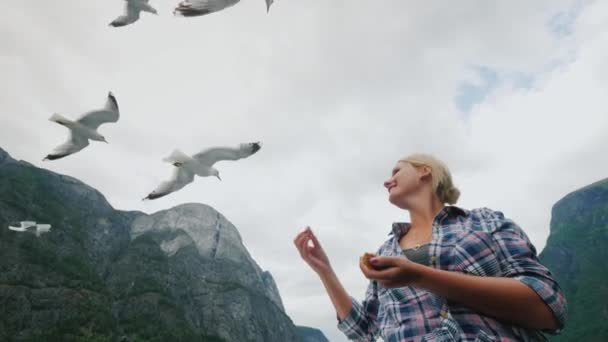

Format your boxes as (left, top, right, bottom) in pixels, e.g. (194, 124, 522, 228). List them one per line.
(445, 187, 461, 204)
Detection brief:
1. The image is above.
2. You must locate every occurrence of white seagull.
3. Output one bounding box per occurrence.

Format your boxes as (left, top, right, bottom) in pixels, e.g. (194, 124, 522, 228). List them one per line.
(173, 0, 274, 17)
(110, 0, 158, 27)
(43, 92, 120, 161)
(8, 221, 52, 237)
(143, 141, 262, 200)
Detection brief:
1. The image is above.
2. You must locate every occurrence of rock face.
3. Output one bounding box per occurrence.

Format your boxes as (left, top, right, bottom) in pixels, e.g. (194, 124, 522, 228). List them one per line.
(296, 326, 330, 342)
(0, 147, 326, 341)
(539, 178, 608, 341)
(129, 203, 286, 313)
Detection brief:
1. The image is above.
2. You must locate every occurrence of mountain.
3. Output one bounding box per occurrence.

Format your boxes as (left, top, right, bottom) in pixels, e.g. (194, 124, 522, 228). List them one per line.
(296, 326, 330, 342)
(539, 178, 608, 341)
(0, 147, 328, 342)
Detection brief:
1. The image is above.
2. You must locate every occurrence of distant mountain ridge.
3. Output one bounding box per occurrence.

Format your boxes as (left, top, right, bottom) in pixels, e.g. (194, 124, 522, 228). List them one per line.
(0, 147, 328, 342)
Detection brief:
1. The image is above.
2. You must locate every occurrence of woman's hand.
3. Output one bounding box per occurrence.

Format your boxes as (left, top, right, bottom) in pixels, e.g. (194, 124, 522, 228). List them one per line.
(294, 227, 333, 277)
(359, 255, 426, 288)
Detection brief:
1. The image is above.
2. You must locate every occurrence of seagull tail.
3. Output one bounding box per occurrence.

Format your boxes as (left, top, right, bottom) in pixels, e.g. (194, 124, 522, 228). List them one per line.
(162, 149, 191, 165)
(49, 113, 69, 125)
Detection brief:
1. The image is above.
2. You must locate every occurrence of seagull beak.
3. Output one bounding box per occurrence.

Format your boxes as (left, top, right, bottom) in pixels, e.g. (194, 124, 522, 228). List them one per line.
(216, 175, 222, 181)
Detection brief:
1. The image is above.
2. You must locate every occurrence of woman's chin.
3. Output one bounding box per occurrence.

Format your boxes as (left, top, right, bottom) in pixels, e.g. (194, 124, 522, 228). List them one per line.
(388, 192, 410, 209)
(388, 192, 399, 205)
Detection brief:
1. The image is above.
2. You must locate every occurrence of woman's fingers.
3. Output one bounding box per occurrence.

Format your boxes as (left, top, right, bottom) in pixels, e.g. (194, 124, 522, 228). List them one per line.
(294, 228, 313, 249)
(360, 257, 384, 279)
(369, 256, 401, 269)
(294, 232, 307, 248)
(298, 234, 308, 252)
(359, 257, 403, 281)
(294, 227, 314, 247)
(361, 267, 392, 281)
(297, 238, 308, 256)
(294, 227, 329, 269)
(293, 228, 309, 246)
(298, 234, 313, 259)
(307, 229, 322, 249)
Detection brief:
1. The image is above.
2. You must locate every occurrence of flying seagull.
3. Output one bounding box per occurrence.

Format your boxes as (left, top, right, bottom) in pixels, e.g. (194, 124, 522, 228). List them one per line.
(110, 0, 158, 27)
(43, 92, 120, 161)
(8, 221, 52, 237)
(143, 141, 262, 200)
(173, 0, 274, 17)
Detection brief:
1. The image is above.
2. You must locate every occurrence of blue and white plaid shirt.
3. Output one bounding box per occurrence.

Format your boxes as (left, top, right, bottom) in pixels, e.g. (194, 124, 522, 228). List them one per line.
(337, 206, 567, 341)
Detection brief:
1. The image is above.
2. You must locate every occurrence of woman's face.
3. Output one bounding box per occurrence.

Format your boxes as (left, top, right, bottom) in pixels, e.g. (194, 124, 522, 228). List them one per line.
(383, 161, 428, 206)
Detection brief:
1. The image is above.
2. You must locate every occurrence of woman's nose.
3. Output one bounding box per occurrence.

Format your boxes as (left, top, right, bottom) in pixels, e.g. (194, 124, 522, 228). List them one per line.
(383, 179, 393, 189)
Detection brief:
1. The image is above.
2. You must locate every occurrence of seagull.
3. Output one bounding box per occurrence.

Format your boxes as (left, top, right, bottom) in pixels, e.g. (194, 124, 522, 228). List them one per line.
(173, 0, 274, 17)
(8, 221, 52, 237)
(43, 92, 120, 161)
(143, 141, 262, 200)
(109, 0, 158, 27)
(8, 221, 37, 232)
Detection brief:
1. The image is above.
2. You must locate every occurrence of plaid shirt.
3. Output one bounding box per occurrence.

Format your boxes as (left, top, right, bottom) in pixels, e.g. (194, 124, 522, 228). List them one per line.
(337, 206, 567, 342)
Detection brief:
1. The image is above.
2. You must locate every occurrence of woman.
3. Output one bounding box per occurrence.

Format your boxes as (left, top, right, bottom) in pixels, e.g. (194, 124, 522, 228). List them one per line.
(294, 154, 566, 341)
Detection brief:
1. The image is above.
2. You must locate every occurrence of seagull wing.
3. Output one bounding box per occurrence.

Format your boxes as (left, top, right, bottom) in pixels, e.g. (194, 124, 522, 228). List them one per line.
(126, 0, 145, 17)
(265, 0, 273, 12)
(174, 0, 240, 17)
(76, 92, 120, 130)
(143, 167, 195, 200)
(192, 142, 262, 167)
(109, 1, 142, 26)
(44, 132, 90, 161)
(8, 226, 25, 232)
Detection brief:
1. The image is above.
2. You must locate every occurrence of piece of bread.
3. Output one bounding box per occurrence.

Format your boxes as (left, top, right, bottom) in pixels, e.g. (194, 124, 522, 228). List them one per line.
(361, 252, 377, 268)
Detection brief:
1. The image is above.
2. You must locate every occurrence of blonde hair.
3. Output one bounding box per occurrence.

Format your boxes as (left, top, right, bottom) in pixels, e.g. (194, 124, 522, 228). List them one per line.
(399, 153, 461, 204)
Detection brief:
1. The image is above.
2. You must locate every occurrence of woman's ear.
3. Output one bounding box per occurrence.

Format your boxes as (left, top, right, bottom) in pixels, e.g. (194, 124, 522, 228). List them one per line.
(419, 165, 432, 181)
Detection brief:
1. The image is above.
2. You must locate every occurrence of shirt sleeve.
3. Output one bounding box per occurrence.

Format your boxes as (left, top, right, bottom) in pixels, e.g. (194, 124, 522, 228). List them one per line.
(336, 279, 381, 341)
(490, 211, 568, 334)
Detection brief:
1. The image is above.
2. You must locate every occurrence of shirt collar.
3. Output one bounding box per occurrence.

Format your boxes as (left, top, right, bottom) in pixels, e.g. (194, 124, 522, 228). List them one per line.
(389, 205, 470, 237)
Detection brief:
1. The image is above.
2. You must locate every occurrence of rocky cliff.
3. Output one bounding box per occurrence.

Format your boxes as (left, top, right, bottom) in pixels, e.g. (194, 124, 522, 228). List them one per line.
(296, 326, 330, 342)
(539, 178, 608, 341)
(0, 147, 327, 341)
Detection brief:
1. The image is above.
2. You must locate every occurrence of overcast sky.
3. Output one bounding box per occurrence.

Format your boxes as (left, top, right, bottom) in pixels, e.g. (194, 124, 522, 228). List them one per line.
(2, 1, 607, 341)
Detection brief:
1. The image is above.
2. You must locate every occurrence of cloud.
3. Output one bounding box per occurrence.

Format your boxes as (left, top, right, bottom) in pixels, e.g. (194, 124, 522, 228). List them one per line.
(455, 66, 500, 113)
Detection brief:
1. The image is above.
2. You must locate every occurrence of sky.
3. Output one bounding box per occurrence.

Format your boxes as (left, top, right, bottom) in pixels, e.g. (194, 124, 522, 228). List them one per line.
(1, 1, 607, 341)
